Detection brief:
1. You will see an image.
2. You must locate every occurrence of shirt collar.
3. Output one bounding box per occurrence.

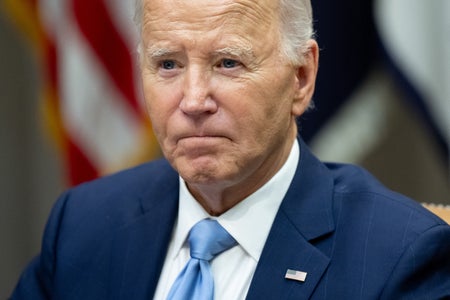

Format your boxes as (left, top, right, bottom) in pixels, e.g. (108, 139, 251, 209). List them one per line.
(173, 139, 300, 261)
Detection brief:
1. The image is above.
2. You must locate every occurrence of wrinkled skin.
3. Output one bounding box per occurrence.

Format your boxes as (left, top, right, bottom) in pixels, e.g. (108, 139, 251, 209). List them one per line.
(140, 0, 318, 215)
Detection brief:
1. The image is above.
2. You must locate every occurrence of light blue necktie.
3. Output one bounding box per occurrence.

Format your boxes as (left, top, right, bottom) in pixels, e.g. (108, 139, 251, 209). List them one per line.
(167, 219, 237, 300)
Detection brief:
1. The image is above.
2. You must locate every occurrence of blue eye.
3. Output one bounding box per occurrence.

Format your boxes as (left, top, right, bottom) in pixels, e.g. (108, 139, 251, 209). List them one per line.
(221, 59, 239, 68)
(161, 60, 176, 70)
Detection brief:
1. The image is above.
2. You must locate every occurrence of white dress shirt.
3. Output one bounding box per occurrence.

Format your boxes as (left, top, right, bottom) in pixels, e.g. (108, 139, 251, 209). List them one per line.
(153, 140, 299, 300)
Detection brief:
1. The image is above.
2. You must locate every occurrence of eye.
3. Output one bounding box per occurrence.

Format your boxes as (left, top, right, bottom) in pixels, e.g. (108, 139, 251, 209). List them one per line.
(219, 59, 240, 69)
(160, 60, 177, 70)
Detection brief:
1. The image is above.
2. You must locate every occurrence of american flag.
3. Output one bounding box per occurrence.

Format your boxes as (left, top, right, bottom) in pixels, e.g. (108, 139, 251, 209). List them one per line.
(285, 269, 307, 282)
(3, 0, 160, 186)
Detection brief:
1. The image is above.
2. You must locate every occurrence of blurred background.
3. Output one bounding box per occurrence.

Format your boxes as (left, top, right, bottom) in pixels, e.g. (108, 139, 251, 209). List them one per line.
(1, 0, 449, 297)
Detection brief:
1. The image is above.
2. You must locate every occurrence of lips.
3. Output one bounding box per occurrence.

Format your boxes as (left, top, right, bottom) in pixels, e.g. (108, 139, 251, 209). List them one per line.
(175, 132, 231, 153)
(175, 128, 230, 143)
(178, 135, 227, 143)
(170, 119, 233, 146)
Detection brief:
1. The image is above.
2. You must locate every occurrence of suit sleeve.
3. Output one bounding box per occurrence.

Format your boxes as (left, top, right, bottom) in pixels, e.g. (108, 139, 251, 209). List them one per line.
(9, 192, 70, 300)
(380, 223, 450, 299)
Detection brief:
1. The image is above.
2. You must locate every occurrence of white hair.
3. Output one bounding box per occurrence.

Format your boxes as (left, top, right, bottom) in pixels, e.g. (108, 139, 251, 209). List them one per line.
(133, 0, 314, 65)
(278, 0, 315, 65)
(134, 0, 143, 32)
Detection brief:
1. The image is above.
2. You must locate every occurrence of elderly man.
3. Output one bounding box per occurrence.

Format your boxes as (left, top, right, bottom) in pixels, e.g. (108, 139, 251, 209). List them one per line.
(11, 0, 450, 299)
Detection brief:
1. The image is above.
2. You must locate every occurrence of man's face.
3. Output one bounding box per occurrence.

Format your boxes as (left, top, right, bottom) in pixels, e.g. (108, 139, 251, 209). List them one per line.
(140, 0, 315, 195)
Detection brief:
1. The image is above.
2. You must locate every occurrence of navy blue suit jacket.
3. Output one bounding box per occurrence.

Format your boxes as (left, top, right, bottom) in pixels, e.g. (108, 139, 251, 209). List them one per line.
(11, 138, 450, 299)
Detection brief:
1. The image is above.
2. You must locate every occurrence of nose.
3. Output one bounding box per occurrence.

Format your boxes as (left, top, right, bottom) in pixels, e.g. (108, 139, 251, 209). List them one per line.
(179, 67, 218, 115)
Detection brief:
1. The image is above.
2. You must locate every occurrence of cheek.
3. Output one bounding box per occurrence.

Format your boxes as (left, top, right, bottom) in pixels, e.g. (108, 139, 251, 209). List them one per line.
(244, 74, 296, 137)
(261, 73, 296, 118)
(142, 78, 181, 136)
(253, 78, 294, 115)
(221, 88, 280, 149)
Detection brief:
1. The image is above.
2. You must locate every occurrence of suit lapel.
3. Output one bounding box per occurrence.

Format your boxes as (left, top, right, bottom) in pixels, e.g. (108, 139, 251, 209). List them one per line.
(246, 138, 335, 300)
(107, 162, 179, 300)
(246, 215, 331, 300)
(104, 139, 336, 299)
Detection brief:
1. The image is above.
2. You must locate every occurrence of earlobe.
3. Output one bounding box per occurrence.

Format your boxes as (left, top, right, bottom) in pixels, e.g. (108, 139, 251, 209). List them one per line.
(292, 40, 319, 116)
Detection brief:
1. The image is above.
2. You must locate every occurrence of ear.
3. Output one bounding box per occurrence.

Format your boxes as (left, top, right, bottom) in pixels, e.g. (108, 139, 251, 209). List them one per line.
(291, 40, 319, 116)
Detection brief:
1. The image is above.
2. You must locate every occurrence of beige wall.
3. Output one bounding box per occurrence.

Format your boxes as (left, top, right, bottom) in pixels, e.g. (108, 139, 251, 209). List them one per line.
(0, 13, 63, 297)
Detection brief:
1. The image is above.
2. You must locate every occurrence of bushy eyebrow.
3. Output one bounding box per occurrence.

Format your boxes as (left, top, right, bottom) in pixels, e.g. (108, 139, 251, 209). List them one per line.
(145, 46, 178, 59)
(145, 44, 255, 61)
(213, 45, 255, 60)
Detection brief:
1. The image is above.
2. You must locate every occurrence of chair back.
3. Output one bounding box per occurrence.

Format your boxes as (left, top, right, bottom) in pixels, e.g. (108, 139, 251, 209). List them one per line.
(423, 203, 450, 224)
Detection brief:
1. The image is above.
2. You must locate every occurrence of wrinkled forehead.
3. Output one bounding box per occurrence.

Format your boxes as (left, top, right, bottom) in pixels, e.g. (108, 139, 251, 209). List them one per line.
(141, 0, 279, 33)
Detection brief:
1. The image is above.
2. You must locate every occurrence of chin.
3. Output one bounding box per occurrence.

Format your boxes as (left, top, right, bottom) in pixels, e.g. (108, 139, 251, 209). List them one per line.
(176, 157, 220, 182)
(174, 149, 246, 184)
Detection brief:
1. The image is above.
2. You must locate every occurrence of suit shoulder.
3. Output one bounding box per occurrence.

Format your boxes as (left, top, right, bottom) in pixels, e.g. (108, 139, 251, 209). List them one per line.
(70, 159, 176, 200)
(325, 162, 446, 230)
(53, 159, 178, 227)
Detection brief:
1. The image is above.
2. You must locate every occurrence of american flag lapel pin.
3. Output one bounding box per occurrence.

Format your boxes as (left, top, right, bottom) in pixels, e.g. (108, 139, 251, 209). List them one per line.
(285, 269, 307, 282)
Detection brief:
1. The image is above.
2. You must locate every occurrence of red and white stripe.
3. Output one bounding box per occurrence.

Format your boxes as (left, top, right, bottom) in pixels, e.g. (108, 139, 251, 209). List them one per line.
(37, 0, 158, 185)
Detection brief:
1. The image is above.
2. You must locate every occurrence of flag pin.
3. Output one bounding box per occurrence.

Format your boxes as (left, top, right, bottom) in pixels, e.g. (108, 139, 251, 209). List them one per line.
(285, 269, 307, 282)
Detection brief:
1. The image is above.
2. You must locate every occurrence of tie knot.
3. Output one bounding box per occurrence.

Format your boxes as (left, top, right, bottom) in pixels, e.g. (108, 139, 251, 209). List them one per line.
(188, 219, 237, 261)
